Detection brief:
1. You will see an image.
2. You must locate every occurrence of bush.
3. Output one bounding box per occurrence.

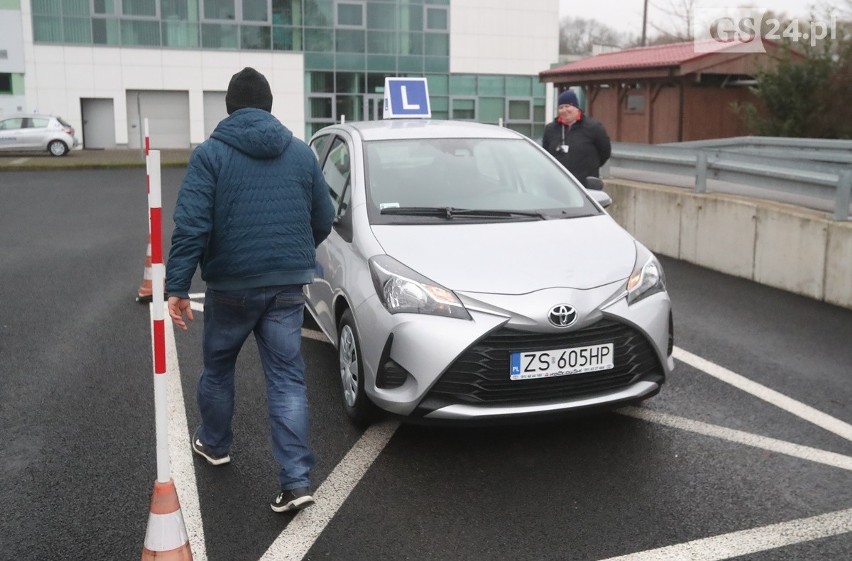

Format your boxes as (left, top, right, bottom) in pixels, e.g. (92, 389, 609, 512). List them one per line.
(736, 31, 852, 139)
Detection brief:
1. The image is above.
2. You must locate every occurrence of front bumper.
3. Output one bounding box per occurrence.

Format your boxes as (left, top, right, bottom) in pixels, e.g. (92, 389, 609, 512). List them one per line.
(355, 282, 672, 420)
(421, 380, 660, 420)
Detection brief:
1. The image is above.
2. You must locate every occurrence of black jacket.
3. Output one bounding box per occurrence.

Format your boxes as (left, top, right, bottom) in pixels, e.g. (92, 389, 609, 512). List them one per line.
(542, 116, 611, 188)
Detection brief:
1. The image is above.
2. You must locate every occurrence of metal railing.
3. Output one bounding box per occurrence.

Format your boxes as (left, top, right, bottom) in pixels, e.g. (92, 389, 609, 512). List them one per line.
(604, 137, 852, 220)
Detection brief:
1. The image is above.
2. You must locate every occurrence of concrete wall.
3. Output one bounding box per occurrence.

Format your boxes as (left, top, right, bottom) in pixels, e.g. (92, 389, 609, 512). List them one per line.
(605, 179, 852, 310)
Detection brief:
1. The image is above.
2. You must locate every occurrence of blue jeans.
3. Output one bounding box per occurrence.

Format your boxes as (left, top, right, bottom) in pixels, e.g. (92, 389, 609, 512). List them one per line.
(197, 285, 314, 490)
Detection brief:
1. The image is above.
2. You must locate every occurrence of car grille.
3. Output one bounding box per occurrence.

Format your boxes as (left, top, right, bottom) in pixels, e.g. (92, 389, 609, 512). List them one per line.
(417, 318, 662, 411)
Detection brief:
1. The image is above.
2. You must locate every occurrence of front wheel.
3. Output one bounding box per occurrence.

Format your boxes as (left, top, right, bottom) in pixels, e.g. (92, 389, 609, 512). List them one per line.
(338, 309, 379, 426)
(48, 140, 68, 157)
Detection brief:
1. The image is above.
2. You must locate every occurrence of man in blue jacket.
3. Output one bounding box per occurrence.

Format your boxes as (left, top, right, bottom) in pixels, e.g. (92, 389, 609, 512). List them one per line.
(166, 67, 335, 513)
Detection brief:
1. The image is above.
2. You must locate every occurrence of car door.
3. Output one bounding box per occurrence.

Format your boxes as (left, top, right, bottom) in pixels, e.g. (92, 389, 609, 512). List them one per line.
(306, 134, 353, 341)
(25, 117, 52, 151)
(0, 117, 26, 152)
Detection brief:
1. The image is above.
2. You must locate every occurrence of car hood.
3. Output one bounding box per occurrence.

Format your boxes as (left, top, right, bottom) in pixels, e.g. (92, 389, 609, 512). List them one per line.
(370, 215, 637, 294)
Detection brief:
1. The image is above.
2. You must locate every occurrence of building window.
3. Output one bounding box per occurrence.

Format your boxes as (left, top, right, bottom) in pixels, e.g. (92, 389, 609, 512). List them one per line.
(305, 27, 333, 51)
(123, 0, 157, 17)
(202, 22, 238, 47)
(93, 0, 117, 15)
(304, 0, 333, 26)
(424, 6, 448, 31)
(366, 1, 394, 29)
(308, 95, 334, 120)
(450, 97, 477, 120)
(243, 0, 269, 22)
(506, 98, 532, 122)
(204, 0, 235, 20)
(272, 26, 300, 49)
(0, 74, 12, 94)
(121, 19, 161, 45)
(241, 24, 271, 48)
(626, 93, 645, 113)
(336, 1, 364, 28)
(161, 0, 191, 19)
(93, 18, 121, 44)
(336, 28, 365, 52)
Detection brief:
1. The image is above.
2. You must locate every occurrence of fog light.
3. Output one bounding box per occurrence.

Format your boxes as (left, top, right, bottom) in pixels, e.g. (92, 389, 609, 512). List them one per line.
(377, 359, 409, 389)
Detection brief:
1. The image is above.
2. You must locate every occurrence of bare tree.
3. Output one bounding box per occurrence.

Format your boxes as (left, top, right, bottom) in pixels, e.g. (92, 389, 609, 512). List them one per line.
(559, 17, 628, 55)
(646, 0, 696, 42)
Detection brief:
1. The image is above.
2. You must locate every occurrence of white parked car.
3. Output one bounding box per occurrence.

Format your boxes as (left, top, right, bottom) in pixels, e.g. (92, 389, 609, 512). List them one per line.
(307, 119, 674, 425)
(0, 114, 79, 156)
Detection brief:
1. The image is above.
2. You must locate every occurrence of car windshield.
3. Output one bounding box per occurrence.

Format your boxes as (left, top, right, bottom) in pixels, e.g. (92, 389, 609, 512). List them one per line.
(365, 137, 600, 224)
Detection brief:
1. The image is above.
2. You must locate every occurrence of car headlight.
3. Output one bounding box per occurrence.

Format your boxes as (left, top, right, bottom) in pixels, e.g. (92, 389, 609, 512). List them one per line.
(626, 243, 666, 305)
(369, 255, 471, 319)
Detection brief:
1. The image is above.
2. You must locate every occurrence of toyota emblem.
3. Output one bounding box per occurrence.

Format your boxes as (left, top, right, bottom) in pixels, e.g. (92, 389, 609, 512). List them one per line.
(548, 305, 577, 328)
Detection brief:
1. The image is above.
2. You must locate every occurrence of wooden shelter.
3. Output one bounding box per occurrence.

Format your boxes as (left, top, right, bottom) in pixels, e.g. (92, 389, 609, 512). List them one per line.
(539, 40, 797, 143)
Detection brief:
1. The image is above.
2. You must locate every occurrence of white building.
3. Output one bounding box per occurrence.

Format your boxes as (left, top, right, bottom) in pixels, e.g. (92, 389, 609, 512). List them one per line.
(1, 0, 559, 148)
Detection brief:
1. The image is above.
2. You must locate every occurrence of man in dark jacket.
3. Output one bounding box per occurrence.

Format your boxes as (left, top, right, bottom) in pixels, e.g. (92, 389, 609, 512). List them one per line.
(542, 89, 611, 189)
(166, 67, 335, 513)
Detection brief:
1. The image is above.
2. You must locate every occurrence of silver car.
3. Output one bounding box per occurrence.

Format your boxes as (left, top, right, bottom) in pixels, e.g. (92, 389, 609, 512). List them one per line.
(0, 114, 79, 156)
(307, 120, 674, 425)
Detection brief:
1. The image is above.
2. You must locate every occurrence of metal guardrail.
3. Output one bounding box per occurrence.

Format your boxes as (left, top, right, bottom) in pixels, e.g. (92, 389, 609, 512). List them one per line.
(605, 137, 852, 220)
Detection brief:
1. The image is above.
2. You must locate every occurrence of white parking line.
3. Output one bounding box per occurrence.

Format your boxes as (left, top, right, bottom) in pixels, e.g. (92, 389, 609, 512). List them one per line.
(9, 157, 30, 165)
(673, 346, 852, 442)
(619, 406, 852, 471)
(597, 507, 852, 561)
(259, 420, 400, 561)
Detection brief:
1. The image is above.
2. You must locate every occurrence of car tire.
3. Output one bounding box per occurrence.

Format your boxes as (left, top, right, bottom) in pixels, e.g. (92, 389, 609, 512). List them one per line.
(48, 140, 68, 157)
(338, 309, 379, 426)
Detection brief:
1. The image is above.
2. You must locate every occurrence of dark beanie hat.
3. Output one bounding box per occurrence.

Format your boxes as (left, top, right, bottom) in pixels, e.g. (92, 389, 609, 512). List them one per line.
(226, 67, 273, 114)
(558, 89, 580, 108)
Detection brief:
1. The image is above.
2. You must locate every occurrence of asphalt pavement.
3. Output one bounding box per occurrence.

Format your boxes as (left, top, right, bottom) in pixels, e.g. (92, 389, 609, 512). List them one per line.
(2, 166, 850, 560)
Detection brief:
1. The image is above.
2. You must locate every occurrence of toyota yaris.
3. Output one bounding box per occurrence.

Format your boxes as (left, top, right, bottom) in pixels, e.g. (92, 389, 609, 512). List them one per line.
(307, 120, 673, 425)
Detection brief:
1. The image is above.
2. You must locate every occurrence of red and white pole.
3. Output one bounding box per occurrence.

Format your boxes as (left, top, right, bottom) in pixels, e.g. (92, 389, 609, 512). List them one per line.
(147, 148, 170, 483)
(144, 118, 151, 156)
(140, 129, 192, 560)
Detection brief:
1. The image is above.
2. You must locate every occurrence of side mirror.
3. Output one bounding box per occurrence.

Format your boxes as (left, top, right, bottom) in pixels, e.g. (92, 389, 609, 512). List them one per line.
(585, 176, 604, 190)
(588, 189, 612, 209)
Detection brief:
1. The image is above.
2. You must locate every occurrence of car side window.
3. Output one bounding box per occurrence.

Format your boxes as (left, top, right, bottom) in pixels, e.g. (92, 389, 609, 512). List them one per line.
(29, 118, 50, 128)
(0, 118, 24, 130)
(322, 137, 351, 215)
(310, 134, 333, 161)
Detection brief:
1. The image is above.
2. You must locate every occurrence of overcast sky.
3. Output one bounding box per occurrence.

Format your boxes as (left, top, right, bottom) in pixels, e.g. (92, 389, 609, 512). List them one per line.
(557, 0, 840, 38)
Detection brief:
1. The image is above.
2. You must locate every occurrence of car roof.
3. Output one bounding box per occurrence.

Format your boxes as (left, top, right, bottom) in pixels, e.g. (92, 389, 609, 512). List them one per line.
(322, 119, 526, 142)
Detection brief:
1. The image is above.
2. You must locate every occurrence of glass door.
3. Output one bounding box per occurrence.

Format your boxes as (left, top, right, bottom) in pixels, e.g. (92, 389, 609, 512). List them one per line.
(363, 94, 384, 121)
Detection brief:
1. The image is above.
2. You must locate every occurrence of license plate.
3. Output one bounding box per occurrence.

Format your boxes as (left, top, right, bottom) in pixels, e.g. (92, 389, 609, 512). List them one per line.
(509, 343, 614, 380)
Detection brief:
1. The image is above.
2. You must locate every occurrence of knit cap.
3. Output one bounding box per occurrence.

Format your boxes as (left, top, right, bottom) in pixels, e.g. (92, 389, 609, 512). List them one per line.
(226, 67, 273, 114)
(557, 89, 580, 108)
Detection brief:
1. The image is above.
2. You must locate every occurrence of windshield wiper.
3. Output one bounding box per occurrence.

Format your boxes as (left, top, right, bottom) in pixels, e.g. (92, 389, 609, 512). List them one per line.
(380, 206, 546, 219)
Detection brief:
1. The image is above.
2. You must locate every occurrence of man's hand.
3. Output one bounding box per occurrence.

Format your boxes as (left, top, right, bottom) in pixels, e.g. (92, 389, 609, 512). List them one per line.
(168, 296, 194, 330)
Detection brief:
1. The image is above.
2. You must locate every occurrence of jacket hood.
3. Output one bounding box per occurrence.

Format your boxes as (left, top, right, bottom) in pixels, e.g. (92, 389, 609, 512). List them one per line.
(210, 108, 292, 159)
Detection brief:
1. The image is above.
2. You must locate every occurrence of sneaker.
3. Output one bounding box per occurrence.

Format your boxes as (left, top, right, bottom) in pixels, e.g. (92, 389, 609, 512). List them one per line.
(271, 487, 315, 513)
(191, 429, 230, 466)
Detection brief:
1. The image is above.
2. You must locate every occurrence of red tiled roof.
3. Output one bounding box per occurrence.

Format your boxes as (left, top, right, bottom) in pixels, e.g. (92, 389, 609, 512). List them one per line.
(541, 40, 741, 76)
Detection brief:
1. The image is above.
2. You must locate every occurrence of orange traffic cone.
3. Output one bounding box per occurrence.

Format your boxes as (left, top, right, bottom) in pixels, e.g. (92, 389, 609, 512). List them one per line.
(137, 237, 154, 303)
(141, 479, 193, 560)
